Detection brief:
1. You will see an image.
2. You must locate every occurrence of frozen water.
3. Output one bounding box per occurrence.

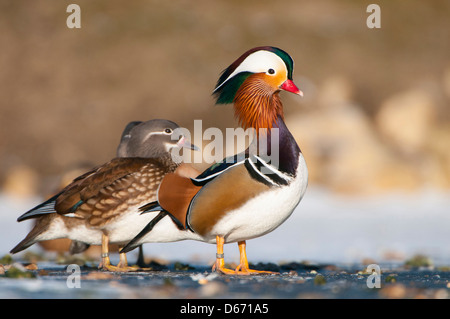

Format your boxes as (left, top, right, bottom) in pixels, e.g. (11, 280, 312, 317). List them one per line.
(1, 187, 449, 265)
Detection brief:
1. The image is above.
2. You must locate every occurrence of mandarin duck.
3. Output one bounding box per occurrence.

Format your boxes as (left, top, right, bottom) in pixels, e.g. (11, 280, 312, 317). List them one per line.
(10, 119, 198, 271)
(121, 46, 308, 275)
(63, 120, 144, 256)
(66, 120, 145, 259)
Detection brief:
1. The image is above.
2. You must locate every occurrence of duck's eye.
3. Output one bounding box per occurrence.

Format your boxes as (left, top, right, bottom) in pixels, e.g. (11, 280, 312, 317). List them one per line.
(268, 68, 275, 75)
(164, 128, 173, 134)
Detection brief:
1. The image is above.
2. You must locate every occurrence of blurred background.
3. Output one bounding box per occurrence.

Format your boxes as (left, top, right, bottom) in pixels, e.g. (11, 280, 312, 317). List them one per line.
(0, 0, 449, 266)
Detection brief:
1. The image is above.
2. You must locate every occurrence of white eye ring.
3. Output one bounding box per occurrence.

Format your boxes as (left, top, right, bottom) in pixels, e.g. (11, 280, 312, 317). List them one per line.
(164, 128, 173, 134)
(267, 68, 275, 75)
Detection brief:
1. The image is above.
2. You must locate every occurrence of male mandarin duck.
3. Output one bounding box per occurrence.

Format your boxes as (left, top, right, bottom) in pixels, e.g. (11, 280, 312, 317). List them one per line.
(10, 119, 198, 271)
(122, 46, 308, 275)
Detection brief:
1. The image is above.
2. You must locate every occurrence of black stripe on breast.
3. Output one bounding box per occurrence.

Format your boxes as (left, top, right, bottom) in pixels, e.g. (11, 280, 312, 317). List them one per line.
(244, 156, 290, 187)
(244, 158, 275, 187)
(254, 156, 290, 186)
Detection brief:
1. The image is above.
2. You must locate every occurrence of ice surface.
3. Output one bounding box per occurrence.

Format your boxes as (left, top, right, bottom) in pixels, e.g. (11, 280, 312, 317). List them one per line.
(1, 187, 449, 265)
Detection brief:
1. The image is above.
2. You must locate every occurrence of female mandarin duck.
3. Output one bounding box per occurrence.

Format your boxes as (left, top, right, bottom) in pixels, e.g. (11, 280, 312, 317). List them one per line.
(122, 46, 308, 275)
(10, 119, 198, 271)
(62, 120, 145, 256)
(65, 120, 150, 262)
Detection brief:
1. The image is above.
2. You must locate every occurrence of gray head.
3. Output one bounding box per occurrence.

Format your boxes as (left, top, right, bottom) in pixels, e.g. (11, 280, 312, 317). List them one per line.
(116, 121, 143, 157)
(116, 119, 197, 160)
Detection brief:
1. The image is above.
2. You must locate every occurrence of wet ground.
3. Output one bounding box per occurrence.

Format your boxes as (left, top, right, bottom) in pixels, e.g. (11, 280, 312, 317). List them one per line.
(1, 259, 449, 300)
(2, 190, 450, 303)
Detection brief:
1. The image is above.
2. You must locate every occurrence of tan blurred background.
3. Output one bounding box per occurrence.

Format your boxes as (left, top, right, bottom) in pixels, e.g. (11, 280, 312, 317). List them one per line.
(1, 0, 450, 199)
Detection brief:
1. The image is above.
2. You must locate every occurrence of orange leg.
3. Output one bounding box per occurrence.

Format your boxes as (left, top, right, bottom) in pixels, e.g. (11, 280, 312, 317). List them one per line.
(211, 237, 278, 275)
(212, 235, 236, 275)
(117, 251, 131, 269)
(98, 234, 138, 272)
(235, 240, 278, 275)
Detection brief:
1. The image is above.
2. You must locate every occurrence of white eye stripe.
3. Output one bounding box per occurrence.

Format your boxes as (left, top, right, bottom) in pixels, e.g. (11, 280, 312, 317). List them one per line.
(143, 131, 171, 142)
(214, 50, 287, 92)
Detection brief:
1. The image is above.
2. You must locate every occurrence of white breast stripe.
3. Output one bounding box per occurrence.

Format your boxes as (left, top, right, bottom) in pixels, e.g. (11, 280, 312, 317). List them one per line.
(252, 154, 292, 183)
(246, 157, 277, 186)
(191, 159, 246, 183)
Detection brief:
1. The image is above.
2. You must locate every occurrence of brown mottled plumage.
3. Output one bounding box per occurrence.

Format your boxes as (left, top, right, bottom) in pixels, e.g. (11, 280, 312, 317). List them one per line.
(11, 119, 198, 272)
(54, 157, 177, 227)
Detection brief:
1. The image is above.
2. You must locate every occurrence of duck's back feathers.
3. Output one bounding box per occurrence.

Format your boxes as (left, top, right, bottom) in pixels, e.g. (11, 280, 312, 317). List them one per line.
(18, 157, 177, 228)
(17, 193, 60, 222)
(54, 158, 150, 215)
